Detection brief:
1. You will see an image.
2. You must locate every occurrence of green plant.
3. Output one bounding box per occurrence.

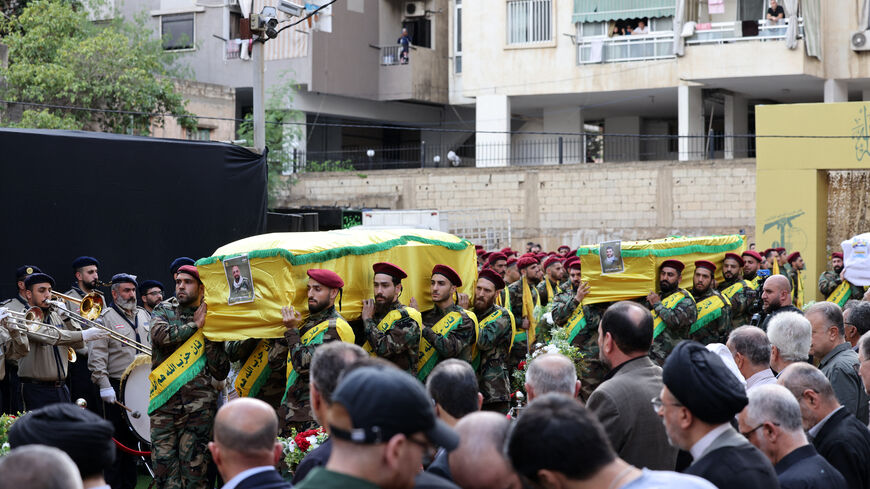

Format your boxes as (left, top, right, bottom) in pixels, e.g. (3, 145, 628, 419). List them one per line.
(511, 326, 587, 396)
(304, 159, 354, 172)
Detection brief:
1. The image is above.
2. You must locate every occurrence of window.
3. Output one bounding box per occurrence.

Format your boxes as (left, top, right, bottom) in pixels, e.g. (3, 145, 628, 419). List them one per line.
(188, 127, 212, 141)
(454, 0, 462, 73)
(162, 13, 195, 50)
(507, 0, 552, 45)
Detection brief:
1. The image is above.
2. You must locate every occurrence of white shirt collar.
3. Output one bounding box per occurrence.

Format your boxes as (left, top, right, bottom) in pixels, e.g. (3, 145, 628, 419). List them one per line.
(689, 423, 731, 461)
(221, 466, 274, 489)
(745, 368, 777, 391)
(808, 406, 844, 438)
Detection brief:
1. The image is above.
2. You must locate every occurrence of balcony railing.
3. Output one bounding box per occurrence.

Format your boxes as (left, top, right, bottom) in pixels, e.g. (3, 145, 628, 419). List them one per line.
(379, 45, 413, 66)
(577, 31, 675, 64)
(685, 18, 802, 45)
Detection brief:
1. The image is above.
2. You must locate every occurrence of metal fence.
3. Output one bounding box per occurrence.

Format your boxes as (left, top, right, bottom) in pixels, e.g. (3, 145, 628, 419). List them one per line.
(442, 208, 512, 250)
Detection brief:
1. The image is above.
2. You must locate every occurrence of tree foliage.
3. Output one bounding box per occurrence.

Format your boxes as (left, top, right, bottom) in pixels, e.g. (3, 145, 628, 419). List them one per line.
(0, 0, 195, 134)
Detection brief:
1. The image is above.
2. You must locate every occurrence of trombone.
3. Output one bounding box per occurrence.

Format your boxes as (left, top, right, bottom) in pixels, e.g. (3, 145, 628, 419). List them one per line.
(49, 292, 151, 356)
(2, 307, 77, 362)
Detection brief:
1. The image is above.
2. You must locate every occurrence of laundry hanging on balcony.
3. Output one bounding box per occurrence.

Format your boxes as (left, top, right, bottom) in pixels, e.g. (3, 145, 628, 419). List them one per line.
(573, 0, 675, 23)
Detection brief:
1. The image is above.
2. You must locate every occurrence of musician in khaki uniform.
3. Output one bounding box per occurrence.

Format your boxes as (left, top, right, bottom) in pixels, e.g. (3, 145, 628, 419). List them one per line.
(64, 255, 106, 413)
(90, 273, 151, 489)
(0, 265, 42, 414)
(17, 273, 108, 410)
(0, 307, 31, 410)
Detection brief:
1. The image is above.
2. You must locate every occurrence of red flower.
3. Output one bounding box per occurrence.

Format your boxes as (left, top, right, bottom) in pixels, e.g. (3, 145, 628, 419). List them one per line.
(518, 361, 526, 371)
(294, 427, 324, 452)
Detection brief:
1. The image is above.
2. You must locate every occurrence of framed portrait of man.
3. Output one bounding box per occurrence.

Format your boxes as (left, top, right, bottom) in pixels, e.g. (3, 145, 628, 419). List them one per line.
(224, 254, 255, 305)
(599, 241, 624, 274)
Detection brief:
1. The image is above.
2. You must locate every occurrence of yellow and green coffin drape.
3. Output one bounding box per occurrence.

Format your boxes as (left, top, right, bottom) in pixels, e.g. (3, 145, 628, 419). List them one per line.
(196, 228, 477, 341)
(576, 235, 747, 305)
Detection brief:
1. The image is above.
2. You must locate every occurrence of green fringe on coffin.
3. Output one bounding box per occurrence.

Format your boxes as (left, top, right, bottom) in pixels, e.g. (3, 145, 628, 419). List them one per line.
(576, 236, 744, 258)
(196, 235, 473, 267)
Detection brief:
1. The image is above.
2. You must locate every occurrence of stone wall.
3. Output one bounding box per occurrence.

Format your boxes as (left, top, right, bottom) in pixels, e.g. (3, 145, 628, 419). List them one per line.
(276, 159, 756, 250)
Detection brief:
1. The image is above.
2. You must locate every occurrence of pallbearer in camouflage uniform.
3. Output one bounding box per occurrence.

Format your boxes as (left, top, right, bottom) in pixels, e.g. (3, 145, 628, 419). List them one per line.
(417, 265, 476, 380)
(641, 260, 696, 365)
(472, 269, 514, 414)
(687, 260, 731, 345)
(819, 252, 865, 306)
(717, 253, 757, 328)
(742, 250, 764, 283)
(150, 265, 229, 489)
(361, 262, 421, 375)
(785, 251, 806, 308)
(536, 256, 565, 307)
(278, 268, 354, 436)
(507, 256, 543, 370)
(225, 336, 286, 408)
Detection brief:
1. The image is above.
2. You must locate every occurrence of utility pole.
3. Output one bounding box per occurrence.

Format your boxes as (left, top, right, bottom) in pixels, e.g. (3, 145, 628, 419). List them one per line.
(253, 40, 266, 152)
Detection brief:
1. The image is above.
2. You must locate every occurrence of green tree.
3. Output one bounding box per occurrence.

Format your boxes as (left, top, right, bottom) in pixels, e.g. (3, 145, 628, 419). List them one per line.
(0, 0, 194, 134)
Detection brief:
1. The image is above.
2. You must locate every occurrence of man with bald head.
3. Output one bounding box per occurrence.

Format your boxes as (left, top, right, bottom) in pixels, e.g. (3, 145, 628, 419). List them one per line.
(759, 275, 802, 331)
(525, 352, 581, 401)
(208, 397, 289, 489)
(448, 412, 521, 489)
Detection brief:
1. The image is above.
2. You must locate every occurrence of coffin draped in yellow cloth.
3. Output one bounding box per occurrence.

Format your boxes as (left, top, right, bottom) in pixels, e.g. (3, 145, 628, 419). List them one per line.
(195, 228, 476, 341)
(577, 235, 746, 305)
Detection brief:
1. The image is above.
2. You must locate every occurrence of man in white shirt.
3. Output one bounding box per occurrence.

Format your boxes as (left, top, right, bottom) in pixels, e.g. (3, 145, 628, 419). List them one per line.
(726, 326, 777, 391)
(633, 20, 649, 35)
(209, 398, 289, 489)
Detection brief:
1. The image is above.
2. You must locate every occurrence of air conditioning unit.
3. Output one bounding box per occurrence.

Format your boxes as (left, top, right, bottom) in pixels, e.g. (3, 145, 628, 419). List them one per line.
(404, 1, 425, 17)
(852, 30, 870, 51)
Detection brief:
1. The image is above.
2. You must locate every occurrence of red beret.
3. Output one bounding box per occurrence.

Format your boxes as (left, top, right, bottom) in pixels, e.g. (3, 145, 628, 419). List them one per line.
(660, 259, 685, 274)
(476, 249, 485, 256)
(432, 264, 462, 287)
(478, 268, 506, 290)
(542, 256, 562, 270)
(517, 256, 539, 271)
(176, 265, 201, 283)
(775, 247, 786, 254)
(565, 257, 582, 271)
(787, 251, 801, 263)
(474, 245, 483, 250)
(694, 260, 716, 274)
(742, 250, 763, 262)
(763, 248, 776, 256)
(535, 253, 547, 260)
(520, 252, 536, 259)
(506, 257, 518, 267)
(558, 245, 571, 251)
(373, 262, 407, 280)
(723, 253, 744, 267)
(832, 252, 844, 260)
(487, 252, 507, 265)
(500, 247, 512, 253)
(307, 269, 344, 288)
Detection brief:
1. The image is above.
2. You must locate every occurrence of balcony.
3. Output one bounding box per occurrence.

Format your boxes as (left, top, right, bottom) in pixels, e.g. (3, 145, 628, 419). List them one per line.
(577, 31, 675, 64)
(376, 45, 448, 105)
(685, 18, 802, 45)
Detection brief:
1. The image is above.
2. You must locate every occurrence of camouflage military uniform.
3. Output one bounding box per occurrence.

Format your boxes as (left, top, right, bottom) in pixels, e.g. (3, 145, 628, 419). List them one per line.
(225, 338, 286, 408)
(536, 278, 564, 307)
(150, 297, 229, 489)
(280, 305, 350, 436)
(474, 304, 513, 412)
(818, 271, 866, 302)
(640, 289, 696, 366)
(780, 262, 794, 288)
(507, 278, 540, 369)
(688, 287, 732, 346)
(364, 301, 421, 375)
(717, 277, 757, 328)
(420, 304, 476, 365)
(549, 289, 607, 400)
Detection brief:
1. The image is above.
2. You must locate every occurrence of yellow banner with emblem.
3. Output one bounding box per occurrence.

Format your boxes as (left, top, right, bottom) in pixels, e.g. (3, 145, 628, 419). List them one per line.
(362, 307, 423, 353)
(148, 330, 206, 414)
(565, 303, 587, 344)
(282, 318, 354, 403)
(689, 294, 731, 335)
(826, 280, 854, 307)
(234, 339, 273, 398)
(417, 311, 464, 381)
(652, 291, 689, 339)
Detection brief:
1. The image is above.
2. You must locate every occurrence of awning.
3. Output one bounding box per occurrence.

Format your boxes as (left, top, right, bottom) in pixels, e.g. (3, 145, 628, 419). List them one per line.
(573, 0, 676, 23)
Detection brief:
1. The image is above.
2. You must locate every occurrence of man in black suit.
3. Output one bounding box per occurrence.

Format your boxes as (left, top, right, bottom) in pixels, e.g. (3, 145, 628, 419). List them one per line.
(208, 398, 289, 489)
(587, 301, 678, 470)
(657, 341, 779, 489)
(778, 362, 870, 489)
(738, 384, 846, 489)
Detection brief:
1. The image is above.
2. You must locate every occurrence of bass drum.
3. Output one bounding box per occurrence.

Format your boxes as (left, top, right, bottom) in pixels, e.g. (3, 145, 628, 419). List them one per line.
(119, 354, 152, 446)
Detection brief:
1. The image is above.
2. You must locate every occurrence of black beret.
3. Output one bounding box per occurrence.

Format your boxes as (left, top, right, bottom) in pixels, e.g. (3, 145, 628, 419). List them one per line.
(24, 273, 55, 289)
(72, 256, 100, 269)
(9, 403, 115, 478)
(15, 265, 42, 280)
(662, 340, 748, 424)
(169, 257, 195, 275)
(110, 273, 138, 287)
(138, 280, 165, 295)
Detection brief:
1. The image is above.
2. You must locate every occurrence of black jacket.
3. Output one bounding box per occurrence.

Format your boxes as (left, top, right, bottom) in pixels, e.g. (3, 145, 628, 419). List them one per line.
(684, 428, 780, 489)
(774, 444, 847, 489)
(759, 305, 803, 331)
(812, 408, 870, 489)
(234, 469, 290, 489)
(292, 439, 332, 484)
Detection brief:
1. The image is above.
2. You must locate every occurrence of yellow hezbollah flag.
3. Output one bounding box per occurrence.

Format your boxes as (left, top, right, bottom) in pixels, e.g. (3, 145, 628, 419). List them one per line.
(576, 235, 746, 305)
(196, 229, 477, 341)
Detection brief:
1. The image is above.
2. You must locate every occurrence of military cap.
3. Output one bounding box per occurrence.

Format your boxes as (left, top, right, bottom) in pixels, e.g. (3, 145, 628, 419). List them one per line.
(542, 256, 562, 270)
(516, 256, 539, 271)
(786, 251, 801, 264)
(176, 265, 201, 283)
(557, 245, 571, 252)
(307, 269, 344, 289)
(832, 252, 844, 260)
(72, 256, 99, 270)
(535, 253, 547, 260)
(564, 257, 582, 271)
(476, 249, 486, 257)
(775, 247, 786, 254)
(138, 280, 164, 296)
(24, 273, 55, 289)
(663, 340, 748, 424)
(372, 262, 407, 281)
(742, 250, 763, 263)
(432, 264, 462, 287)
(110, 273, 138, 287)
(694, 260, 716, 274)
(474, 245, 483, 251)
(478, 268, 506, 290)
(506, 257, 518, 267)
(16, 265, 42, 280)
(660, 259, 685, 274)
(723, 253, 744, 267)
(487, 252, 507, 265)
(169, 257, 195, 275)
(762, 248, 776, 257)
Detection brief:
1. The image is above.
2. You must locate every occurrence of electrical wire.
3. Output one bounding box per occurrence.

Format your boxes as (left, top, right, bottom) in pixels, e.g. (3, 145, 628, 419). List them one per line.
(274, 0, 339, 36)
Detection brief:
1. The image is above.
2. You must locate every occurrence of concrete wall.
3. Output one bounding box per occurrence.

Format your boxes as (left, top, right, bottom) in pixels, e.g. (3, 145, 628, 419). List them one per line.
(277, 159, 756, 249)
(150, 80, 236, 141)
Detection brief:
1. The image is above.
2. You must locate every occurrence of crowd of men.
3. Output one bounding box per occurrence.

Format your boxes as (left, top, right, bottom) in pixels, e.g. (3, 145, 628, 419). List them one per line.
(1, 240, 870, 489)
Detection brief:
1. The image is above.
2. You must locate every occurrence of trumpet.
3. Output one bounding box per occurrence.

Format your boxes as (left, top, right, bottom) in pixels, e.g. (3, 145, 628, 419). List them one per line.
(2, 307, 77, 362)
(48, 294, 151, 355)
